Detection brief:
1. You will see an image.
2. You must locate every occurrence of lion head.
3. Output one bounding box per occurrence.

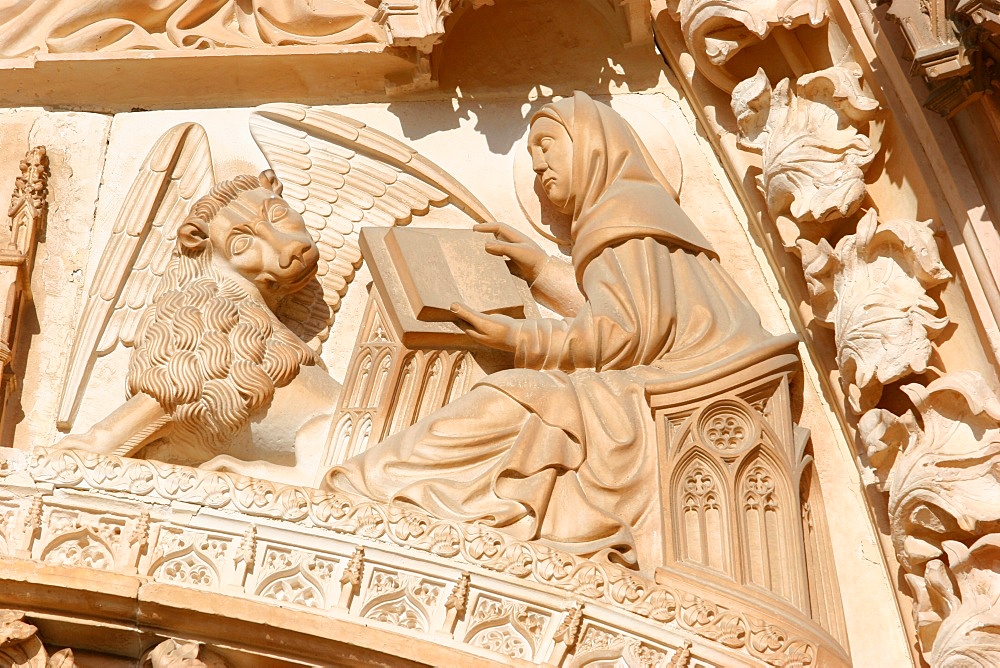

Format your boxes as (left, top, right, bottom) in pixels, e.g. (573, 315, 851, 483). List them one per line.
(126, 172, 320, 457)
(176, 170, 320, 309)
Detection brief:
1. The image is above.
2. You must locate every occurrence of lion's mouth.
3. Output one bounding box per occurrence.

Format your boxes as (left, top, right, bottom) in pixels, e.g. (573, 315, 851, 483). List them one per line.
(283, 260, 319, 292)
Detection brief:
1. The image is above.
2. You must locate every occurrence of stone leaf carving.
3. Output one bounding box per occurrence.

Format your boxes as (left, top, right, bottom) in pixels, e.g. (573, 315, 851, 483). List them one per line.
(800, 209, 950, 412)
(145, 638, 228, 668)
(859, 372, 1000, 664)
(21, 447, 822, 667)
(0, 610, 76, 668)
(732, 66, 879, 247)
(667, 0, 827, 91)
(920, 536, 1000, 666)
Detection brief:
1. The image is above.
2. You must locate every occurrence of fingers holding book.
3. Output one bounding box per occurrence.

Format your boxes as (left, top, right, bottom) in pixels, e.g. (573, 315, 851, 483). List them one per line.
(475, 222, 548, 283)
(450, 301, 518, 351)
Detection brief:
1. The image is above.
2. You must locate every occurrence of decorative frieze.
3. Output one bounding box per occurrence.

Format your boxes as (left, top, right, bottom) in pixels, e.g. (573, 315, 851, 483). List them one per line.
(5, 445, 838, 666)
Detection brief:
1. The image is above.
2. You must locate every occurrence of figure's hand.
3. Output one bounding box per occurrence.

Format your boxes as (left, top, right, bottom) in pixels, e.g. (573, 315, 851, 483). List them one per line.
(475, 222, 548, 283)
(450, 302, 518, 351)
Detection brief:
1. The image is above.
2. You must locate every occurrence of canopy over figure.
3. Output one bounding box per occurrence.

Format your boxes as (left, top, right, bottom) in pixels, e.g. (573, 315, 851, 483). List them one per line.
(0, 0, 382, 58)
(324, 91, 776, 573)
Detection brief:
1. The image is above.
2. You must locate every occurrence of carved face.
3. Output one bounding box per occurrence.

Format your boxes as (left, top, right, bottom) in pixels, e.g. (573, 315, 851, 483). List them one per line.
(208, 188, 319, 302)
(528, 117, 574, 213)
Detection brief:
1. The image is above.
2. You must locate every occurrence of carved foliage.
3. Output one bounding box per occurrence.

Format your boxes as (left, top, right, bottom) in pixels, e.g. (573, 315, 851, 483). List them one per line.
(668, 0, 826, 91)
(732, 67, 879, 245)
(571, 624, 671, 667)
(145, 638, 228, 668)
(23, 447, 819, 665)
(465, 595, 550, 661)
(800, 210, 951, 412)
(38, 509, 125, 571)
(360, 568, 444, 632)
(859, 372, 1000, 663)
(0, 610, 75, 668)
(148, 528, 229, 587)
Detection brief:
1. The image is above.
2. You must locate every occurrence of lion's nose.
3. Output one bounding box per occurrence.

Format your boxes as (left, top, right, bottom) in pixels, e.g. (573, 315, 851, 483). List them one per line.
(279, 237, 314, 269)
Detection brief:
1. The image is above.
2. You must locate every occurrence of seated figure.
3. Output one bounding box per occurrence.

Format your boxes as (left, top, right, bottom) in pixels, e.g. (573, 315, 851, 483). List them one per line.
(324, 91, 775, 572)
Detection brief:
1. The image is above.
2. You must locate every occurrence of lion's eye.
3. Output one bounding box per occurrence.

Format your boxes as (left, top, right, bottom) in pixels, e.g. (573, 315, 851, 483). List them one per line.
(268, 203, 288, 221)
(230, 235, 252, 255)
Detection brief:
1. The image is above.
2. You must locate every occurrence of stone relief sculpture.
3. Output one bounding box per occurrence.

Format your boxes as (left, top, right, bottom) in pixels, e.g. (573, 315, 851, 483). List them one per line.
(665, 0, 827, 92)
(860, 372, 1000, 665)
(22, 90, 855, 666)
(800, 209, 951, 412)
(324, 91, 787, 574)
(731, 66, 880, 248)
(0, 609, 75, 667)
(0, 146, 48, 437)
(0, 0, 384, 59)
(56, 110, 491, 486)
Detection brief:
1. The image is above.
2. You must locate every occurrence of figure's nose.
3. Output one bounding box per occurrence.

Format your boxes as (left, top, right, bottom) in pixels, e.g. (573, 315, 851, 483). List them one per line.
(279, 235, 314, 269)
(530, 147, 547, 175)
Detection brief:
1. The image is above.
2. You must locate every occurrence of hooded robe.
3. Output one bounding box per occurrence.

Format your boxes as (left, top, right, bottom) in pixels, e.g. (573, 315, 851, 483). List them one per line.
(324, 92, 773, 571)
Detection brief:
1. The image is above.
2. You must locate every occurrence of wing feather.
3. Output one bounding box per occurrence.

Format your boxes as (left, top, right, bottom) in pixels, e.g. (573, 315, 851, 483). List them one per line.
(251, 104, 495, 348)
(56, 123, 215, 430)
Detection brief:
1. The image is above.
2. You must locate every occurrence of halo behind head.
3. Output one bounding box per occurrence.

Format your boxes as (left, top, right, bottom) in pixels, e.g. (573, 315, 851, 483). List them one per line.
(514, 100, 683, 247)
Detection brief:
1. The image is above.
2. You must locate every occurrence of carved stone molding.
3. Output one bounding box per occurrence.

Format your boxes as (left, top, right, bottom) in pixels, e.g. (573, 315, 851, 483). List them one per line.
(886, 0, 1000, 114)
(0, 146, 48, 437)
(800, 210, 951, 412)
(859, 372, 1000, 664)
(0, 445, 846, 666)
(732, 67, 879, 247)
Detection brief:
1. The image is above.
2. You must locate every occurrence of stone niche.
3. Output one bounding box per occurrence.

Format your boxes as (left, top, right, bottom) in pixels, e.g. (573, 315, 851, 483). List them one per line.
(0, 0, 989, 666)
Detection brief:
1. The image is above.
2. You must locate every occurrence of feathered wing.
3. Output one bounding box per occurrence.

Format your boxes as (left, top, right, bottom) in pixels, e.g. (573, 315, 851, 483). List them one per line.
(56, 123, 215, 430)
(249, 103, 494, 347)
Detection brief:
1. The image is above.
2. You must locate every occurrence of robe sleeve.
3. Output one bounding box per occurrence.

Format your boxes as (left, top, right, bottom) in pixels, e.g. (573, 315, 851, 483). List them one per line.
(529, 255, 586, 317)
(512, 237, 677, 371)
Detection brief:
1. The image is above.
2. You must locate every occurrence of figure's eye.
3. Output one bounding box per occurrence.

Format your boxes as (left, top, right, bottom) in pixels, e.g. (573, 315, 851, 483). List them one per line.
(539, 137, 553, 152)
(268, 203, 289, 221)
(230, 234, 252, 256)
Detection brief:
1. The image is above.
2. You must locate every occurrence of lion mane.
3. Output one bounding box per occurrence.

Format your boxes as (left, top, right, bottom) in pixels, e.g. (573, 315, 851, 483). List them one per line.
(127, 175, 316, 451)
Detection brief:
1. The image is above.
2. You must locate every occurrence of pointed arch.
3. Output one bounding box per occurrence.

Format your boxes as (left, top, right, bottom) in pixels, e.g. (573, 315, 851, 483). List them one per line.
(671, 450, 732, 577)
(387, 353, 419, 437)
(736, 447, 797, 603)
(366, 350, 394, 408)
